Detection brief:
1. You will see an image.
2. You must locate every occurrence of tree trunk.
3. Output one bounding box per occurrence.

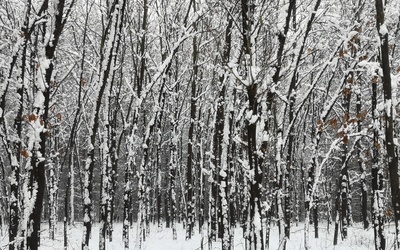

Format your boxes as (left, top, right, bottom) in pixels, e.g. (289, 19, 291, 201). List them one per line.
(3, 2, 32, 248)
(339, 79, 352, 240)
(357, 89, 369, 230)
(82, 1, 125, 248)
(185, 0, 198, 239)
(27, 1, 69, 249)
(168, 86, 179, 240)
(371, 72, 385, 249)
(209, 87, 225, 245)
(240, 0, 264, 248)
(375, 0, 400, 247)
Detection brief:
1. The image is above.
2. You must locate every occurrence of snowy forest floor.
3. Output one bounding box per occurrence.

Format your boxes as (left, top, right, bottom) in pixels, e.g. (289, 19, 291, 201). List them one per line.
(0, 221, 396, 249)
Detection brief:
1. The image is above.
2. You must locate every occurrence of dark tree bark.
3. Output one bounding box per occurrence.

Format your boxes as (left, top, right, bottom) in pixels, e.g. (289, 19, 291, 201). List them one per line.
(100, 7, 126, 247)
(63, 3, 89, 246)
(26, 1, 70, 249)
(209, 84, 225, 245)
(48, 148, 59, 241)
(185, 0, 198, 240)
(0, 2, 33, 248)
(333, 187, 340, 246)
(340, 78, 352, 240)
(220, 14, 234, 250)
(167, 78, 180, 240)
(371, 74, 385, 250)
(375, 0, 400, 247)
(82, 1, 125, 248)
(154, 88, 166, 231)
(208, 8, 234, 249)
(271, 1, 295, 248)
(357, 84, 369, 230)
(282, 1, 296, 241)
(351, 2, 370, 231)
(136, 1, 149, 246)
(240, 0, 264, 248)
(334, 75, 354, 245)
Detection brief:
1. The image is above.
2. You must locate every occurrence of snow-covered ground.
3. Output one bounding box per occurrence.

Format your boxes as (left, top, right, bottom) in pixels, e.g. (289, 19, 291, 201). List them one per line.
(0, 222, 396, 249)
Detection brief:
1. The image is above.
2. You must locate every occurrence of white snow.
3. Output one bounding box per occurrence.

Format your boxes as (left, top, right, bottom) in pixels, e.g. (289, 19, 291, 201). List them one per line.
(348, 31, 359, 39)
(3, 221, 391, 250)
(379, 24, 388, 36)
(33, 91, 45, 109)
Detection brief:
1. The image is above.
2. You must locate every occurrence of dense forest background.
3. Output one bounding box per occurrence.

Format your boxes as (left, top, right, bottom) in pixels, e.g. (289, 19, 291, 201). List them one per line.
(0, 0, 400, 249)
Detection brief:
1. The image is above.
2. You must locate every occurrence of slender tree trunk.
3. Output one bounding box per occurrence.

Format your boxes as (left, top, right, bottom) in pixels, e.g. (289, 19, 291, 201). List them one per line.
(246, 84, 264, 250)
(64, 157, 72, 250)
(357, 85, 369, 230)
(375, 0, 400, 247)
(209, 87, 224, 245)
(48, 155, 58, 241)
(198, 139, 205, 234)
(123, 108, 136, 249)
(136, 1, 149, 246)
(228, 88, 237, 248)
(83, 1, 125, 248)
(340, 80, 352, 240)
(99, 124, 110, 250)
(168, 86, 179, 240)
(333, 188, 340, 245)
(240, 1, 264, 249)
(3, 2, 32, 248)
(313, 195, 318, 238)
(271, 1, 295, 248)
(185, 0, 198, 239)
(108, 108, 118, 241)
(27, 1, 69, 249)
(371, 74, 385, 249)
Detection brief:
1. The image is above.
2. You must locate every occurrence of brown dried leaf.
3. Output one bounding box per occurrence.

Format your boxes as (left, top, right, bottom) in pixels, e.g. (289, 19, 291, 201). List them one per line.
(329, 118, 338, 128)
(44, 131, 51, 138)
(49, 80, 57, 88)
(372, 76, 379, 84)
(343, 113, 350, 123)
(316, 119, 324, 131)
(28, 114, 36, 122)
(21, 149, 29, 158)
(349, 118, 358, 124)
(342, 87, 352, 96)
(347, 77, 354, 84)
(356, 111, 367, 121)
(359, 54, 368, 61)
(385, 208, 393, 218)
(343, 136, 349, 144)
(337, 130, 345, 138)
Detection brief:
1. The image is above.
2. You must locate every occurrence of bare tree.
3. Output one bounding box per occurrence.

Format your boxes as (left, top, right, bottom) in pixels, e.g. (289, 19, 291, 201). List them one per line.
(375, 0, 400, 247)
